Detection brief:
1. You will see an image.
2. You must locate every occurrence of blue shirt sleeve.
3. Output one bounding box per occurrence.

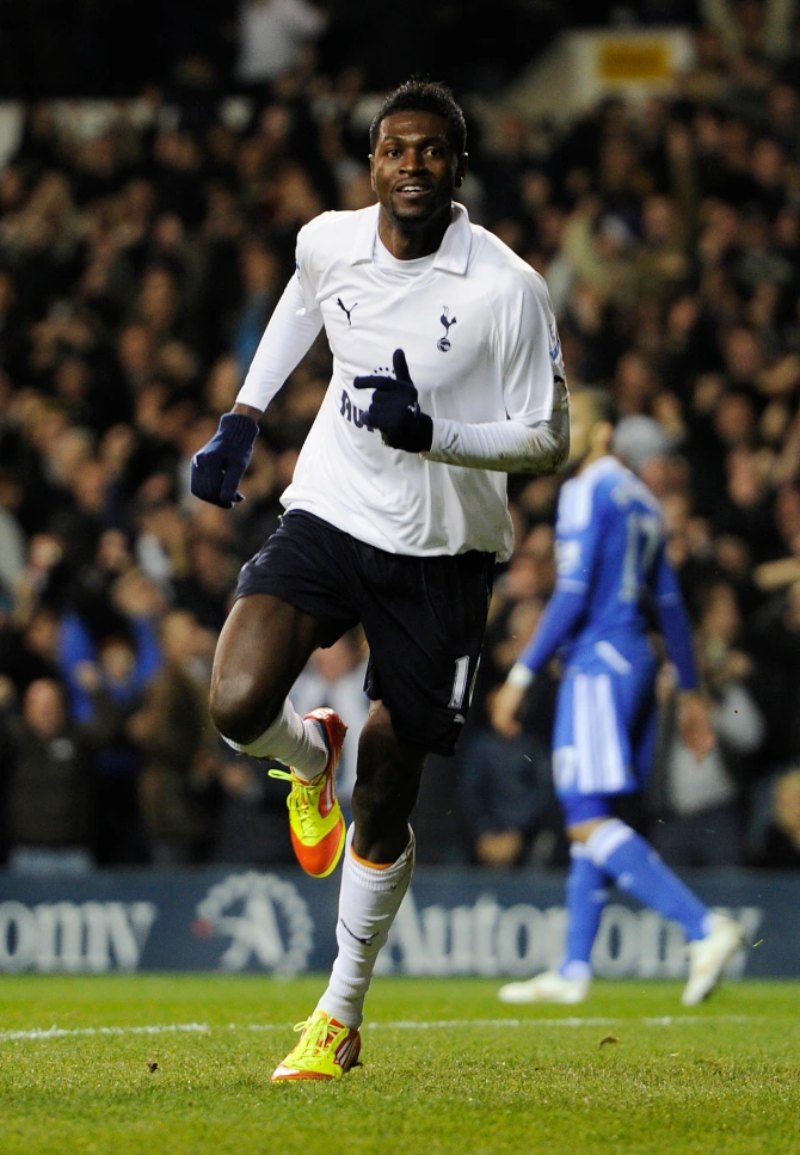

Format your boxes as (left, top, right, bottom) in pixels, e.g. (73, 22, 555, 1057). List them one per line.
(517, 474, 599, 673)
(651, 548, 699, 690)
(517, 586, 587, 674)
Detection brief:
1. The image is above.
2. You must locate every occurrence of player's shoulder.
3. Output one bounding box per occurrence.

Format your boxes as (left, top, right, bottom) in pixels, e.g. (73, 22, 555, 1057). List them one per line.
(469, 220, 550, 295)
(558, 466, 601, 531)
(296, 206, 376, 254)
(570, 456, 621, 496)
(591, 456, 664, 521)
(558, 457, 625, 530)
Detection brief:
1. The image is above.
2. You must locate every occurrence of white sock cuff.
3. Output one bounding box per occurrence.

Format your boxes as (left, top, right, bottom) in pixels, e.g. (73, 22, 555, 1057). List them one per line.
(220, 703, 293, 758)
(344, 824, 416, 892)
(561, 960, 592, 980)
(585, 818, 634, 867)
(222, 700, 327, 777)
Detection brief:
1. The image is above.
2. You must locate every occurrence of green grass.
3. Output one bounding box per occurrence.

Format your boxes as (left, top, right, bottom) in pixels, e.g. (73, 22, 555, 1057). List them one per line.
(0, 975, 798, 1155)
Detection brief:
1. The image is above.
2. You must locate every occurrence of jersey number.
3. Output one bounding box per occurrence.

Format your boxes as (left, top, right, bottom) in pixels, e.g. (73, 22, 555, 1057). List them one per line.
(621, 513, 661, 602)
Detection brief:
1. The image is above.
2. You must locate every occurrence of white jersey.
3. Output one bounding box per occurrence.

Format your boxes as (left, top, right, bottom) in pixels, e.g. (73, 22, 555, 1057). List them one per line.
(237, 202, 566, 561)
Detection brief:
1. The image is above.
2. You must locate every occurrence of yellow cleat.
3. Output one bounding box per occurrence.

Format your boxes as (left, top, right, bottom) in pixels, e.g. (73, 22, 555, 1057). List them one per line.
(269, 707, 347, 878)
(271, 1010, 361, 1082)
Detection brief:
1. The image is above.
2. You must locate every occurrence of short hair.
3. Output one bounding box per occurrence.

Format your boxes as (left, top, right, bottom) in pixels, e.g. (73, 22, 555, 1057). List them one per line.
(369, 78, 467, 155)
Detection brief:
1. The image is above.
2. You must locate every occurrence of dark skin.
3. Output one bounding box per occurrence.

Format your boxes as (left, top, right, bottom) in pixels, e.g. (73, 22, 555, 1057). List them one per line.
(369, 109, 468, 257)
(212, 109, 468, 864)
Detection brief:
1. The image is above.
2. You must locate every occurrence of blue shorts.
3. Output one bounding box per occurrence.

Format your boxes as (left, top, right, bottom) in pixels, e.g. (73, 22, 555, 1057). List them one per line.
(551, 640, 658, 816)
(235, 511, 495, 755)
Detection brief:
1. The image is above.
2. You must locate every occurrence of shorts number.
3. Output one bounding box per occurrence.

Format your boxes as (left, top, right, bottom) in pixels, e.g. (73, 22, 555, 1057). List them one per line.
(449, 654, 479, 711)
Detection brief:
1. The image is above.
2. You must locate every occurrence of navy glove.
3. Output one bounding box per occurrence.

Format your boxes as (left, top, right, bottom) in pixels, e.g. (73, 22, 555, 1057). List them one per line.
(353, 348, 433, 453)
(190, 412, 259, 508)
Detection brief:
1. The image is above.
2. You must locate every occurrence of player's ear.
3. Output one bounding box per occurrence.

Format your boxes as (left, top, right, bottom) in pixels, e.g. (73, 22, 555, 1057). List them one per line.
(455, 153, 468, 188)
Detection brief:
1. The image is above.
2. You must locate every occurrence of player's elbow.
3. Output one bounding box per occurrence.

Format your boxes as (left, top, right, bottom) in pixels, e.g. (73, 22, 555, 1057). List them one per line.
(523, 411, 570, 474)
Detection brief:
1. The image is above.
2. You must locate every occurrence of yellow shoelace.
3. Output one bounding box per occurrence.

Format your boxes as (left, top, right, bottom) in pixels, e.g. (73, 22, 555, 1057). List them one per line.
(290, 1016, 339, 1061)
(268, 767, 324, 838)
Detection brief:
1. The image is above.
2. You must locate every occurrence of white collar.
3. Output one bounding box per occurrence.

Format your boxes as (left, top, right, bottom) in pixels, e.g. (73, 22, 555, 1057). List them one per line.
(350, 202, 472, 274)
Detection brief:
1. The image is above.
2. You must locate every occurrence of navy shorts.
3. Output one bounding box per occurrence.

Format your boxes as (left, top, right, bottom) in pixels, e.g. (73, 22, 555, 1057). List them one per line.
(235, 511, 495, 755)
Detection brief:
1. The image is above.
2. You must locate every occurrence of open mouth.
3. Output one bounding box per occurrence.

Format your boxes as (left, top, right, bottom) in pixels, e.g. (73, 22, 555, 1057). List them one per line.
(395, 183, 432, 200)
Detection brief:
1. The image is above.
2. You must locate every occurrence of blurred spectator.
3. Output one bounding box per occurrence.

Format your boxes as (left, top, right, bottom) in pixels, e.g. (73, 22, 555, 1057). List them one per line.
(56, 567, 166, 864)
(127, 608, 219, 864)
(611, 349, 666, 418)
(711, 445, 785, 565)
(229, 236, 285, 372)
(211, 747, 294, 865)
(0, 469, 26, 600)
(170, 524, 241, 631)
(751, 479, 800, 594)
(12, 531, 73, 625)
(46, 454, 116, 574)
(457, 721, 566, 869)
(700, 0, 798, 64)
(234, 0, 328, 96)
(0, 678, 97, 873)
(648, 580, 766, 867)
(745, 766, 800, 868)
(0, 603, 63, 694)
(58, 567, 165, 724)
(748, 579, 800, 771)
(131, 513, 189, 608)
(631, 191, 693, 307)
(457, 596, 565, 869)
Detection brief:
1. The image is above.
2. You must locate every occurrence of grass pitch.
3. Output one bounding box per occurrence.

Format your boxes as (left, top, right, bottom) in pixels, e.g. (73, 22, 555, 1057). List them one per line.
(0, 974, 798, 1155)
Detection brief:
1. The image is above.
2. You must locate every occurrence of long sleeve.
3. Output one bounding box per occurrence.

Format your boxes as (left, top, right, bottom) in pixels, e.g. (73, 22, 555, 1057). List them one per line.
(235, 274, 324, 412)
(424, 380, 570, 474)
(652, 551, 699, 691)
(516, 587, 587, 675)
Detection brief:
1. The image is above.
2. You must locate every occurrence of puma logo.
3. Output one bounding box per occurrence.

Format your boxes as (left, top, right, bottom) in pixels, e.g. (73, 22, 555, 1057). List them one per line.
(337, 298, 358, 325)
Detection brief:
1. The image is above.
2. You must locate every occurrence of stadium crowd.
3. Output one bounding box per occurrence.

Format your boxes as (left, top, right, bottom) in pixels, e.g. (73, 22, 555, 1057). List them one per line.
(2, 1, 800, 874)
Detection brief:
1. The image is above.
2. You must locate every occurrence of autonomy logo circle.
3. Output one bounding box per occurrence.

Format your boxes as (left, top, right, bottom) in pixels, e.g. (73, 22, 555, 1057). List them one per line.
(193, 871, 314, 973)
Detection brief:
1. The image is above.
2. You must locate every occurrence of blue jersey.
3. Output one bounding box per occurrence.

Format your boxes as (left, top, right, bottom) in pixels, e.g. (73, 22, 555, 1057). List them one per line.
(517, 455, 698, 801)
(556, 457, 670, 667)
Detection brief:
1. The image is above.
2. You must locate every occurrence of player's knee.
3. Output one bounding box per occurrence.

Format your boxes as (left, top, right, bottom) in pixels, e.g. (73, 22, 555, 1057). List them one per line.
(350, 787, 411, 862)
(209, 673, 278, 745)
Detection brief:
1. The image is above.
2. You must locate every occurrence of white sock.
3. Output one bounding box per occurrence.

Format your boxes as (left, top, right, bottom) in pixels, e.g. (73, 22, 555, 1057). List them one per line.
(317, 825, 416, 1029)
(221, 700, 327, 780)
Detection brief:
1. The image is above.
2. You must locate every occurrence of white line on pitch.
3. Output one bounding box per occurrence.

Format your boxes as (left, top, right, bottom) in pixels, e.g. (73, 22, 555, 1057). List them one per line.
(0, 1023, 211, 1042)
(0, 1015, 753, 1043)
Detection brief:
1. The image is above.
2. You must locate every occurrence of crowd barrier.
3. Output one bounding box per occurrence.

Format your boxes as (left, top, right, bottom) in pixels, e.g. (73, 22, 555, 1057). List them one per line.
(0, 866, 796, 978)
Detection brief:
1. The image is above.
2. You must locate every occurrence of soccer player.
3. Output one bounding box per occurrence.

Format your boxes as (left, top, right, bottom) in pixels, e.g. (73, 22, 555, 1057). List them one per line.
(190, 78, 570, 1080)
(490, 388, 746, 1008)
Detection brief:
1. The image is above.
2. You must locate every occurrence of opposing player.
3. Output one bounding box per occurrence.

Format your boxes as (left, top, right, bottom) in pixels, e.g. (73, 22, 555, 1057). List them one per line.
(490, 388, 746, 1008)
(190, 78, 570, 1079)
